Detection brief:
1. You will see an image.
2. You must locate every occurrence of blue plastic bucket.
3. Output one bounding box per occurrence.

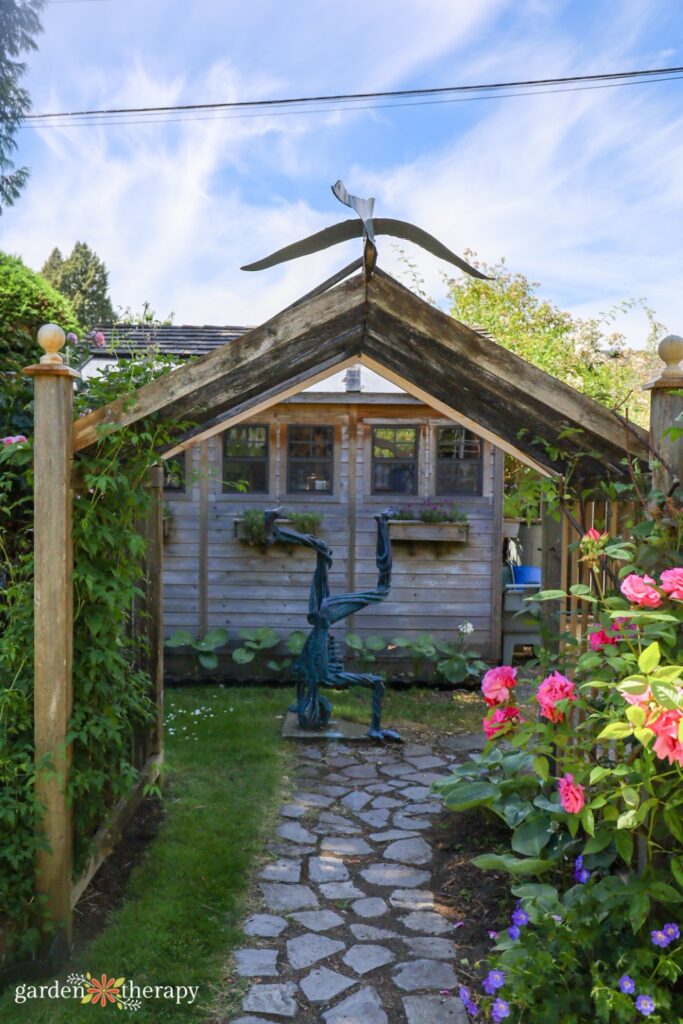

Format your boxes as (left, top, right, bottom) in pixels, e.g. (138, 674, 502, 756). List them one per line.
(512, 565, 541, 586)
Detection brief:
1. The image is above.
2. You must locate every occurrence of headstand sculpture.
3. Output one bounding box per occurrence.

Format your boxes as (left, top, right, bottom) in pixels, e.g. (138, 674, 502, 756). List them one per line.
(264, 508, 401, 742)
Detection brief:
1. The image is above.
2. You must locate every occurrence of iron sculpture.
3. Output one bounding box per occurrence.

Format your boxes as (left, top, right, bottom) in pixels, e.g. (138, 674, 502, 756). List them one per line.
(242, 180, 490, 281)
(264, 508, 401, 742)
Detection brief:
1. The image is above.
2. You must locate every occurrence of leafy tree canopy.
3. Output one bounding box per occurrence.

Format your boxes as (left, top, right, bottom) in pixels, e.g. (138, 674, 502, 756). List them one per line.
(0, 251, 79, 434)
(41, 241, 115, 328)
(0, 0, 45, 212)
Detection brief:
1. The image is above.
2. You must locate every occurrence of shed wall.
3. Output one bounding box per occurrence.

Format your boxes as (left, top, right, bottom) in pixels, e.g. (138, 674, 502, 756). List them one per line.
(162, 399, 502, 667)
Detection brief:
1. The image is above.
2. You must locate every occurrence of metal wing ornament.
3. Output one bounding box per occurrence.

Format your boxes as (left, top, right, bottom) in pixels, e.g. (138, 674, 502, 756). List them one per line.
(241, 180, 490, 280)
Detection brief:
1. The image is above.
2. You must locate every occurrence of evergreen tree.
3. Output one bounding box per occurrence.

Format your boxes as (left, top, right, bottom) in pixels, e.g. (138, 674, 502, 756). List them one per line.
(41, 241, 115, 327)
(0, 0, 45, 212)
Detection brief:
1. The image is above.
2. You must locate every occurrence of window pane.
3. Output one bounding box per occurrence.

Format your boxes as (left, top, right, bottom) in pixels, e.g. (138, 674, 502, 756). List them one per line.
(225, 425, 267, 458)
(436, 427, 482, 494)
(163, 454, 185, 491)
(288, 460, 333, 493)
(225, 460, 268, 493)
(372, 461, 417, 494)
(224, 424, 268, 493)
(372, 426, 417, 459)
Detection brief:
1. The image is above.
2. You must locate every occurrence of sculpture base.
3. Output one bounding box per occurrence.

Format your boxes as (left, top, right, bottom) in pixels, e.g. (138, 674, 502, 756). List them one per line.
(282, 711, 376, 742)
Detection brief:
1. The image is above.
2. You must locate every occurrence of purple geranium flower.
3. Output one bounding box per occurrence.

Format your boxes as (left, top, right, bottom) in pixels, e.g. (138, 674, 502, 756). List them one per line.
(635, 995, 655, 1016)
(508, 925, 521, 940)
(618, 975, 636, 994)
(511, 906, 529, 927)
(488, 930, 499, 940)
(459, 986, 471, 1003)
(662, 922, 680, 942)
(574, 855, 591, 884)
(483, 969, 505, 994)
(466, 1002, 479, 1018)
(492, 998, 510, 1022)
(651, 929, 669, 948)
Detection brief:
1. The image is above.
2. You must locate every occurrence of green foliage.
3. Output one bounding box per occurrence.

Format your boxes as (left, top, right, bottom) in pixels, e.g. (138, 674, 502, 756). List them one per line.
(0, 252, 79, 437)
(232, 626, 280, 666)
(389, 501, 467, 523)
(0, 348, 185, 964)
(165, 628, 229, 671)
(239, 508, 322, 547)
(434, 629, 488, 685)
(41, 241, 115, 328)
(436, 483, 683, 1020)
(344, 633, 388, 673)
(479, 878, 682, 1022)
(0, 0, 45, 211)
(390, 633, 437, 680)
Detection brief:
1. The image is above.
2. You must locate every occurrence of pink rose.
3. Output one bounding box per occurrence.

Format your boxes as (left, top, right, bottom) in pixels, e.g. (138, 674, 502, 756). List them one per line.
(1, 435, 27, 446)
(558, 773, 586, 813)
(649, 709, 683, 766)
(620, 683, 653, 708)
(589, 628, 618, 653)
(660, 568, 683, 602)
(620, 573, 662, 608)
(94, 330, 106, 348)
(536, 672, 576, 723)
(483, 705, 520, 739)
(585, 528, 602, 541)
(481, 666, 517, 707)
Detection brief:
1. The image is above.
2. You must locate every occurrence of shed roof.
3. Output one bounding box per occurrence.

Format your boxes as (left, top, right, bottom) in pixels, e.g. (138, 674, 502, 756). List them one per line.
(88, 323, 249, 357)
(73, 269, 649, 484)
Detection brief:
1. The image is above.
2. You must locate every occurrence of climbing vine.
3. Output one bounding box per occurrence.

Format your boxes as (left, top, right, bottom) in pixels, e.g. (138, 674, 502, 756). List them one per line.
(0, 349, 186, 964)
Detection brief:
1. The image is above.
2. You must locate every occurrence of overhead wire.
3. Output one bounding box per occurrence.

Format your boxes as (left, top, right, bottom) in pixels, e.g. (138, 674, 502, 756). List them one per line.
(13, 65, 683, 130)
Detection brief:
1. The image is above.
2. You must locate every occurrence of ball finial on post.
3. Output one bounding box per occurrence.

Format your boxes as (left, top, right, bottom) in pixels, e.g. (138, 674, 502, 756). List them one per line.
(657, 334, 683, 381)
(37, 323, 66, 365)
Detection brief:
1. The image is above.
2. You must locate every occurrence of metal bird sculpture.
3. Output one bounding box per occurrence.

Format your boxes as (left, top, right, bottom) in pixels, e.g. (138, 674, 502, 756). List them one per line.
(241, 180, 490, 280)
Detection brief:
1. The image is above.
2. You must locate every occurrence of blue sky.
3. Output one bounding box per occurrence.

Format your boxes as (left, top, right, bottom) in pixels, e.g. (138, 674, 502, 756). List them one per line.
(3, 0, 683, 345)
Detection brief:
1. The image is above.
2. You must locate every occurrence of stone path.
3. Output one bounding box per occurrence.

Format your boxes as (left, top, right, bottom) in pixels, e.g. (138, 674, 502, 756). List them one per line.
(230, 733, 484, 1024)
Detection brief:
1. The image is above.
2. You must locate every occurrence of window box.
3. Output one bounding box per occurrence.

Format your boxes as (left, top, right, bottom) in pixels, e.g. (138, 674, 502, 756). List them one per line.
(388, 520, 469, 543)
(234, 516, 291, 543)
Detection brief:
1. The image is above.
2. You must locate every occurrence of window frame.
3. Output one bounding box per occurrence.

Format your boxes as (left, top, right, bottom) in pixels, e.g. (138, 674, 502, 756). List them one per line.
(286, 423, 335, 496)
(163, 452, 187, 493)
(434, 425, 483, 497)
(370, 424, 420, 496)
(222, 423, 270, 494)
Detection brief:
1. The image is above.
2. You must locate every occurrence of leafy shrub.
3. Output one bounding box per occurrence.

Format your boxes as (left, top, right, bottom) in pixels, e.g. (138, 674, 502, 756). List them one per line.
(165, 627, 229, 671)
(0, 348, 185, 964)
(232, 626, 280, 666)
(389, 500, 467, 523)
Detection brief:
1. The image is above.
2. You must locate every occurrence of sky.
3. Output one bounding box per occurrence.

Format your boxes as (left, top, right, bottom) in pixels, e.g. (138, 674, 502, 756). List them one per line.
(3, 0, 683, 347)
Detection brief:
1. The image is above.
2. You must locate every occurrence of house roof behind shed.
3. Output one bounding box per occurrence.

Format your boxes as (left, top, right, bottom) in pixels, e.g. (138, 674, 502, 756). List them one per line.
(90, 323, 250, 357)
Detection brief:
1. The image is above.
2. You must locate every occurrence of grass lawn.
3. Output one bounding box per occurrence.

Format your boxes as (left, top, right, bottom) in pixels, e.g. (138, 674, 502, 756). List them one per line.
(0, 682, 488, 1021)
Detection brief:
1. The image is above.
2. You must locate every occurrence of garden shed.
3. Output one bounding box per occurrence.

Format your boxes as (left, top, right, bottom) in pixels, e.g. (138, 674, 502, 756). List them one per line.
(24, 262, 659, 947)
(81, 273, 647, 673)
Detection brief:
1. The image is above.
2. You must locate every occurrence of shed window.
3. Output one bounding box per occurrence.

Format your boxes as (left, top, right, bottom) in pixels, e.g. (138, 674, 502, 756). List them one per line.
(163, 453, 186, 492)
(372, 426, 418, 494)
(436, 426, 482, 495)
(224, 424, 269, 493)
(287, 425, 334, 493)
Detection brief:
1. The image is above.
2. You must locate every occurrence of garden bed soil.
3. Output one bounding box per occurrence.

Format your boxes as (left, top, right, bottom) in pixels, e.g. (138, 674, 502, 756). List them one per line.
(427, 807, 513, 974)
(72, 796, 164, 953)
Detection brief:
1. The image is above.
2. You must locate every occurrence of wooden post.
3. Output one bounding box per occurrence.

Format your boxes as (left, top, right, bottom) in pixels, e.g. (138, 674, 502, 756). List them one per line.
(645, 334, 683, 495)
(147, 465, 165, 757)
(23, 325, 80, 946)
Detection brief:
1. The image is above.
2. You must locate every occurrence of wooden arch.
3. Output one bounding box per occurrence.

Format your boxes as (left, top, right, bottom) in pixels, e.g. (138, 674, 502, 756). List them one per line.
(23, 268, 658, 949)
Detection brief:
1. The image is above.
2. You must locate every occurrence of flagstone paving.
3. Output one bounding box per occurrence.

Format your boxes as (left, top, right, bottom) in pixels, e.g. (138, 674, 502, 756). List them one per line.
(231, 737, 470, 1024)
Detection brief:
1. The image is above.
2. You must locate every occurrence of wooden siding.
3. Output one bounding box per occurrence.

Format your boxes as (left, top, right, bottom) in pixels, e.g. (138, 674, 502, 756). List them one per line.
(162, 400, 501, 662)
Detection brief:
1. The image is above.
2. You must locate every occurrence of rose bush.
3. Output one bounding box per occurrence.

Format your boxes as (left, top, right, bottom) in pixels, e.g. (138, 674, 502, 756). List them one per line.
(434, 522, 683, 1021)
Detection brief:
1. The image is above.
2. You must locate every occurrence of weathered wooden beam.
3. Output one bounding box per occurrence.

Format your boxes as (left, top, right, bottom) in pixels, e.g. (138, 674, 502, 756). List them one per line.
(72, 276, 366, 452)
(163, 353, 359, 457)
(367, 272, 649, 466)
(23, 326, 81, 947)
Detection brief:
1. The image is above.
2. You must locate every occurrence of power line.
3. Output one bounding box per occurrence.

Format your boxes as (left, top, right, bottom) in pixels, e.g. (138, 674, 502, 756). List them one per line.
(20, 74, 683, 130)
(19, 65, 683, 126)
